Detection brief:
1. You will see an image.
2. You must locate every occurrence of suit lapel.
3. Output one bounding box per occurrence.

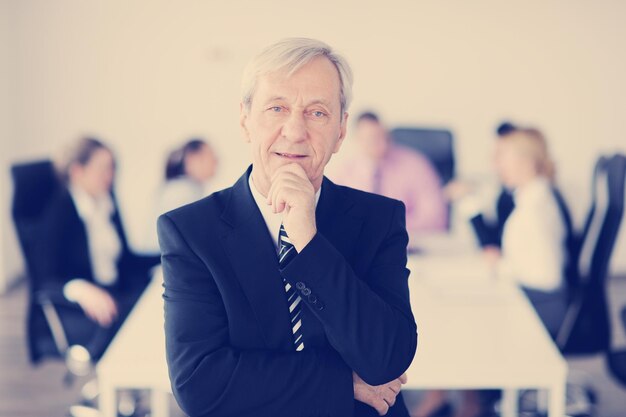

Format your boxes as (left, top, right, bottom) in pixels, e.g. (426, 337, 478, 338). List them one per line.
(315, 176, 363, 264)
(220, 166, 294, 349)
(219, 166, 364, 349)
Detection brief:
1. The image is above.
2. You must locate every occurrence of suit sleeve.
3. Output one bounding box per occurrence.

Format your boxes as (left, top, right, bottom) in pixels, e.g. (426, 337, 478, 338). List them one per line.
(157, 214, 354, 417)
(279, 200, 418, 386)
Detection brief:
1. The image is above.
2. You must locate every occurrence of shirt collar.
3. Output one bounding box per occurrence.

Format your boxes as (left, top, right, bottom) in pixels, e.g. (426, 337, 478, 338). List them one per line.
(69, 185, 115, 220)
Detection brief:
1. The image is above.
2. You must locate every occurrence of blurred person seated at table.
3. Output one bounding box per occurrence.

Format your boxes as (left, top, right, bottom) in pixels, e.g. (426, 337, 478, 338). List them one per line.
(331, 112, 448, 239)
(491, 126, 570, 338)
(36, 137, 161, 361)
(446, 122, 517, 262)
(141, 138, 218, 253)
(412, 126, 571, 417)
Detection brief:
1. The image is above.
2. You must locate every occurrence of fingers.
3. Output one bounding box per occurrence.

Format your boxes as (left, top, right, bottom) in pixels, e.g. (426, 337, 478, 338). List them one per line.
(373, 397, 390, 416)
(83, 303, 111, 327)
(101, 293, 118, 325)
(381, 388, 397, 408)
(83, 308, 100, 324)
(270, 162, 308, 183)
(267, 177, 302, 213)
(266, 171, 313, 214)
(79, 288, 118, 328)
(94, 290, 117, 327)
(93, 301, 115, 327)
(399, 373, 408, 384)
(387, 379, 402, 395)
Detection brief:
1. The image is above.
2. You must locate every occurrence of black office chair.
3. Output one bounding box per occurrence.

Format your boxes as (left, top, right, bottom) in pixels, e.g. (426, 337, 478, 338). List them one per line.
(606, 307, 626, 386)
(389, 127, 455, 185)
(557, 154, 626, 355)
(11, 160, 92, 381)
(552, 187, 580, 297)
(514, 155, 625, 417)
(12, 160, 147, 417)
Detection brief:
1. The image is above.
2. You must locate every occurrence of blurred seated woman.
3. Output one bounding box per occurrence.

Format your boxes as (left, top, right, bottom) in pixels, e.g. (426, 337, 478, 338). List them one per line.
(141, 138, 218, 252)
(493, 127, 569, 337)
(36, 137, 160, 361)
(411, 127, 570, 417)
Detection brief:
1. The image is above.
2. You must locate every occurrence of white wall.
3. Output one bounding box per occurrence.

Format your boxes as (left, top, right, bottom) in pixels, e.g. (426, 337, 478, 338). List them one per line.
(3, 0, 626, 290)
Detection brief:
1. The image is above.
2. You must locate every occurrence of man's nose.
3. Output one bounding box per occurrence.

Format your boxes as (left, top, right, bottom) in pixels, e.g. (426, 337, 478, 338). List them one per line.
(281, 112, 307, 142)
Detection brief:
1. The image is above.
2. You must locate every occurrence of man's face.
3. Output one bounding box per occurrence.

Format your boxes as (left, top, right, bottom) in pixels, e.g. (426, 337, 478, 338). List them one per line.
(354, 119, 390, 160)
(240, 56, 347, 192)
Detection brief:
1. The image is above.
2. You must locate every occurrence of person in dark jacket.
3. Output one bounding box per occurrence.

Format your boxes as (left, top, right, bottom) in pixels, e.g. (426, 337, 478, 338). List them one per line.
(158, 38, 417, 417)
(34, 137, 160, 361)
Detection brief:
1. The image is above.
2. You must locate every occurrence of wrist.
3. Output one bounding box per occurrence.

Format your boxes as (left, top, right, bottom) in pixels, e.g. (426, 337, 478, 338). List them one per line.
(293, 228, 317, 253)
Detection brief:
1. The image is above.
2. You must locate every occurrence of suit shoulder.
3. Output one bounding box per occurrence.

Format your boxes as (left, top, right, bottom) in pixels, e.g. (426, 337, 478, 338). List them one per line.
(332, 182, 405, 213)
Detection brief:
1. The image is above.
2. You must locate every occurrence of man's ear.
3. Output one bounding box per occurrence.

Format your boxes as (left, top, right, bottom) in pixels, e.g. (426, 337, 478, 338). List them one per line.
(239, 102, 251, 143)
(333, 112, 349, 154)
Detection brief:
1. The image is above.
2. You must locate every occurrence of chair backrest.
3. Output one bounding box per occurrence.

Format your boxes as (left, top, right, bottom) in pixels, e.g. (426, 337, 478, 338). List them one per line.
(389, 127, 455, 185)
(551, 188, 578, 292)
(578, 154, 626, 287)
(10, 160, 61, 280)
(560, 154, 626, 354)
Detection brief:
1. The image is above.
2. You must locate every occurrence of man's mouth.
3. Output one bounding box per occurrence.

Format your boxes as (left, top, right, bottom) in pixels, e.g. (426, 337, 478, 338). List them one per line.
(274, 152, 307, 159)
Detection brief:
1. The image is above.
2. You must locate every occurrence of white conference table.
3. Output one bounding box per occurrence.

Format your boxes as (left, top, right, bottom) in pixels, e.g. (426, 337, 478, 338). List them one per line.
(97, 271, 170, 417)
(97, 235, 567, 417)
(404, 235, 567, 417)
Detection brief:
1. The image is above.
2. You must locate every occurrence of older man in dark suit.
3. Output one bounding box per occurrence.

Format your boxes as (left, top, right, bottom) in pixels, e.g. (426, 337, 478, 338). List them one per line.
(158, 38, 418, 417)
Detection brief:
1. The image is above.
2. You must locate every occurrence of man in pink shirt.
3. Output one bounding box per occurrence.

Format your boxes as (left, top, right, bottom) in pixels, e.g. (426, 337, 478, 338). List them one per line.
(332, 112, 448, 236)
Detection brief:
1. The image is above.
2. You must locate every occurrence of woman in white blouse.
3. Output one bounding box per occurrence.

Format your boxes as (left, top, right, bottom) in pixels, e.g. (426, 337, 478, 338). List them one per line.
(493, 127, 569, 337)
(141, 139, 218, 252)
(34, 138, 160, 362)
(411, 127, 570, 417)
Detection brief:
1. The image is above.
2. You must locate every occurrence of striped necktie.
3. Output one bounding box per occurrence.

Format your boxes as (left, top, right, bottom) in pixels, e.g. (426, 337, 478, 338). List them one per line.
(278, 223, 304, 351)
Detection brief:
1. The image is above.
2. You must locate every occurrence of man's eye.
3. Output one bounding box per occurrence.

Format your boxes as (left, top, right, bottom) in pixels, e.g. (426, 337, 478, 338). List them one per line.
(312, 111, 326, 118)
(269, 106, 283, 112)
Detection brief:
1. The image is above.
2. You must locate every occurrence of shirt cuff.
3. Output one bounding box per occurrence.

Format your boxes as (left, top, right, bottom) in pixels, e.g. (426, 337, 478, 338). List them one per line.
(63, 279, 90, 302)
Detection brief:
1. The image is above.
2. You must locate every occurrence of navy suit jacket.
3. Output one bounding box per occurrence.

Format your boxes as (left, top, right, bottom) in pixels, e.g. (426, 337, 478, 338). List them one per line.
(158, 165, 418, 417)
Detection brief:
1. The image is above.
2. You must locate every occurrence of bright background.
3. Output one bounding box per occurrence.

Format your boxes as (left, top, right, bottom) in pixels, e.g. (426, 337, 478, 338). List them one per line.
(1, 0, 625, 292)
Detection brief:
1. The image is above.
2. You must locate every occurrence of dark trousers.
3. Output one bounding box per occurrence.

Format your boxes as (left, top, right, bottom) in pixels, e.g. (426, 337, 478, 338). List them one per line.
(522, 286, 568, 340)
(57, 283, 145, 361)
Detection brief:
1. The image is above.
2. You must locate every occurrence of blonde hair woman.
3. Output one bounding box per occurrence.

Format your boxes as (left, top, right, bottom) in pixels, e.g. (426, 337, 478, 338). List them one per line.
(495, 127, 570, 336)
(412, 127, 572, 417)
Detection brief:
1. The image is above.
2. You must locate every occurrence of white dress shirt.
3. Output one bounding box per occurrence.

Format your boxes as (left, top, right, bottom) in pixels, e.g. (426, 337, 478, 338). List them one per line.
(248, 171, 321, 252)
(64, 186, 122, 300)
(498, 177, 565, 292)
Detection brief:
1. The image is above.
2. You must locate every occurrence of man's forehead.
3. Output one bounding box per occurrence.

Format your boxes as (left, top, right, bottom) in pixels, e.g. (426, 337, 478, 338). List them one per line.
(261, 94, 334, 107)
(253, 59, 341, 106)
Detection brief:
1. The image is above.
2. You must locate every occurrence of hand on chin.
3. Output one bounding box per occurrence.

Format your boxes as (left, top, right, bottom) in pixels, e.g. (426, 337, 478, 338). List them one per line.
(267, 163, 317, 252)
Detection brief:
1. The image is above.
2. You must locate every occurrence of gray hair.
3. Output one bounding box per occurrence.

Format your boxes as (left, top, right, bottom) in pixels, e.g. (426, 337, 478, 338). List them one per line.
(241, 37, 353, 114)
